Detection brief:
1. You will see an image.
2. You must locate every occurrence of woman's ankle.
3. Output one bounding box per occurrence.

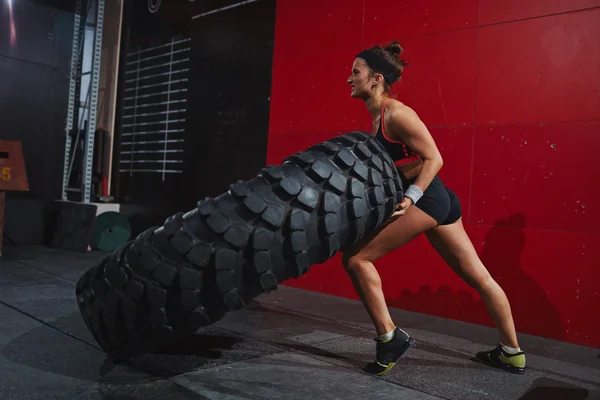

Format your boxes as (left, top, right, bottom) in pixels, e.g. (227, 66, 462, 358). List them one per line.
(376, 321, 397, 337)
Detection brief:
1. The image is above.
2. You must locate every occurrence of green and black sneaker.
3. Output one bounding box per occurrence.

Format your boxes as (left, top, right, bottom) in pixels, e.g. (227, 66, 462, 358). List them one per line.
(364, 327, 415, 376)
(476, 345, 526, 374)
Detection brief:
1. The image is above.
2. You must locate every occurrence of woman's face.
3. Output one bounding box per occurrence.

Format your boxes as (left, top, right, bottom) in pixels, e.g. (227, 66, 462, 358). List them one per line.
(347, 58, 374, 99)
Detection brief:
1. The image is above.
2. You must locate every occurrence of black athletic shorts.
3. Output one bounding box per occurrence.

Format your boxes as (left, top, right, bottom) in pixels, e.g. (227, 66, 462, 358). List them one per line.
(403, 175, 462, 226)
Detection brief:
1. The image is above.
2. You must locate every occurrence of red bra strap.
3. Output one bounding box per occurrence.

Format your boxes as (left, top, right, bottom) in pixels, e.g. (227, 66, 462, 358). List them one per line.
(380, 99, 408, 156)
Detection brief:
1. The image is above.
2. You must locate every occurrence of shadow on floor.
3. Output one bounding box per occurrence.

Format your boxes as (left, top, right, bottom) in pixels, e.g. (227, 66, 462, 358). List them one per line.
(153, 332, 244, 358)
(520, 377, 590, 400)
(125, 331, 251, 378)
(1, 311, 247, 382)
(1, 317, 142, 384)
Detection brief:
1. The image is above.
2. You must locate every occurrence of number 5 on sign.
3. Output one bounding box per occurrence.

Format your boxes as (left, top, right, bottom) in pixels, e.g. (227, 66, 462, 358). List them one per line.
(1, 167, 11, 182)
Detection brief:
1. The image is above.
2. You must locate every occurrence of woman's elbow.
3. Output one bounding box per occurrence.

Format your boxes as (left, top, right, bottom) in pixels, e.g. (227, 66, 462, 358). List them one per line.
(420, 150, 443, 170)
(429, 153, 443, 170)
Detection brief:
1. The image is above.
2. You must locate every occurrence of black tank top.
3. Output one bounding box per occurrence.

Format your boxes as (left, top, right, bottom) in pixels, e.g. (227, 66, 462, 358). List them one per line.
(374, 99, 419, 166)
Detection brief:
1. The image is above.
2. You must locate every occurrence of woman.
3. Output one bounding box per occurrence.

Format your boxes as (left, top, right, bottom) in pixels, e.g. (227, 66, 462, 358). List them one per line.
(343, 41, 526, 375)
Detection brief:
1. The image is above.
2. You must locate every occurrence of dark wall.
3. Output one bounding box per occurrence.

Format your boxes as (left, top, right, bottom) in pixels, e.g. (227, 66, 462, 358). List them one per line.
(185, 0, 275, 201)
(115, 0, 276, 234)
(0, 0, 74, 200)
(0, 0, 75, 244)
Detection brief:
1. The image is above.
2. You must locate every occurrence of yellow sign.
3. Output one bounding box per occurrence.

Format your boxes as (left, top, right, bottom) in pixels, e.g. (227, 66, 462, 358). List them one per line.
(1, 167, 11, 182)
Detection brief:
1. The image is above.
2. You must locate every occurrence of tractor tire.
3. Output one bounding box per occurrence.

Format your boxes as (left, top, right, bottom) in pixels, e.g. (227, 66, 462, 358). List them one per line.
(75, 131, 403, 359)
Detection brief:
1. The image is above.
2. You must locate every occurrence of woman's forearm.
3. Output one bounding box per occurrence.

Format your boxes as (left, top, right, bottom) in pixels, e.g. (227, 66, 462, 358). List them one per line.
(411, 157, 443, 195)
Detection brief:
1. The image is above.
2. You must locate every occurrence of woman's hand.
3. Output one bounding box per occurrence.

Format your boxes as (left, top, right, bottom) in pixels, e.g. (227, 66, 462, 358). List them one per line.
(392, 196, 414, 217)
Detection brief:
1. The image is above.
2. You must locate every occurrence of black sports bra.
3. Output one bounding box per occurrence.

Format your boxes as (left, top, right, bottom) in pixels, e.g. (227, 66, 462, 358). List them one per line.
(374, 99, 420, 166)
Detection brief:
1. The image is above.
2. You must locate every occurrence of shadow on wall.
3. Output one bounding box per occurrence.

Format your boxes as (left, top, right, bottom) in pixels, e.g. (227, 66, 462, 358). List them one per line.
(389, 213, 566, 342)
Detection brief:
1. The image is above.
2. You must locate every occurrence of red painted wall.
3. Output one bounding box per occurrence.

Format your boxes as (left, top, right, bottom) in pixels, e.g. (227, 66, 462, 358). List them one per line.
(267, 0, 600, 348)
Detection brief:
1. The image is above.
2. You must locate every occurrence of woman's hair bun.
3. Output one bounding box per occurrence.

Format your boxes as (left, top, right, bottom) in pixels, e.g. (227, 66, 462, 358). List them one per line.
(362, 40, 410, 87)
(384, 41, 403, 57)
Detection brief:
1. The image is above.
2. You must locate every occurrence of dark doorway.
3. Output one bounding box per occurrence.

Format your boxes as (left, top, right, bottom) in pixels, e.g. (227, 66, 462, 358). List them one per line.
(116, 0, 277, 234)
(184, 0, 276, 202)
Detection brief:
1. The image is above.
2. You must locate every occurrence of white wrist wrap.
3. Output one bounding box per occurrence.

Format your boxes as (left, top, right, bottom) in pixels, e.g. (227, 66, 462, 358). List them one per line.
(404, 184, 423, 204)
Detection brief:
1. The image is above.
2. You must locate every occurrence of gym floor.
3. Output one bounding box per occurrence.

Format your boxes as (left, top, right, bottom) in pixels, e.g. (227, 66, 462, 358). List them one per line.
(1, 246, 598, 400)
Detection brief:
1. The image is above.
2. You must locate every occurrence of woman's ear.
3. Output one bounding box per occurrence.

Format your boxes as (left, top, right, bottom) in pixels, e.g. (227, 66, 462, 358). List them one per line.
(371, 73, 384, 88)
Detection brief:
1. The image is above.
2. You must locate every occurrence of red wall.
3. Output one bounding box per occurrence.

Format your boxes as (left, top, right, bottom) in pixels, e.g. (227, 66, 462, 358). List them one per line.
(266, 0, 600, 348)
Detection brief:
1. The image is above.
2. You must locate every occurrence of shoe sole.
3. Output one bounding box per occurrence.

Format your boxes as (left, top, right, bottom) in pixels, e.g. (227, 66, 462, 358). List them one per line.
(474, 356, 526, 375)
(374, 337, 416, 376)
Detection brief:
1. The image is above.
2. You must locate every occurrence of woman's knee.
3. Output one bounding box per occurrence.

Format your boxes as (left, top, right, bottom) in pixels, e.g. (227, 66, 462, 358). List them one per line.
(341, 251, 356, 271)
(341, 251, 371, 273)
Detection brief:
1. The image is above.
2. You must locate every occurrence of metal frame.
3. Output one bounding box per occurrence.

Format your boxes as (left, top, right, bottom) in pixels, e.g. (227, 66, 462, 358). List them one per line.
(61, 0, 105, 203)
(82, 0, 105, 203)
(61, 0, 83, 200)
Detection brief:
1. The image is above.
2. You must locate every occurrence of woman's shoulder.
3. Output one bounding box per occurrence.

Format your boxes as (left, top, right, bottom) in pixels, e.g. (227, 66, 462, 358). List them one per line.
(384, 99, 420, 127)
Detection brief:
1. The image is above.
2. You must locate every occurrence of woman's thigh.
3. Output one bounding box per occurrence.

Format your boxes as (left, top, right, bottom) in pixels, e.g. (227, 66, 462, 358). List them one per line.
(343, 205, 438, 263)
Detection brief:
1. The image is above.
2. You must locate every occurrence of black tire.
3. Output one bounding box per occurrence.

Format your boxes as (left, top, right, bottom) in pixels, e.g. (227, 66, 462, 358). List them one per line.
(76, 131, 403, 359)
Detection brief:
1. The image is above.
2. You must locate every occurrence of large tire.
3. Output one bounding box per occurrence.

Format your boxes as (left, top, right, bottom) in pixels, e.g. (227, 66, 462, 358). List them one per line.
(76, 131, 403, 359)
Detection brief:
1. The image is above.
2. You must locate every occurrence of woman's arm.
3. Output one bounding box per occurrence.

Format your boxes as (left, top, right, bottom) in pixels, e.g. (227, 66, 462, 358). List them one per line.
(385, 103, 443, 210)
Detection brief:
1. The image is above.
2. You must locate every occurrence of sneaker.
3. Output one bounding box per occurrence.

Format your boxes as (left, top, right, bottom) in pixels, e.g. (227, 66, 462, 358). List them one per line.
(364, 327, 415, 376)
(476, 345, 526, 374)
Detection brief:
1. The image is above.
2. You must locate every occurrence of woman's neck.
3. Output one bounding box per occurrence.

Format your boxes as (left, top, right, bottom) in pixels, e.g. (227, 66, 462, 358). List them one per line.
(365, 94, 389, 120)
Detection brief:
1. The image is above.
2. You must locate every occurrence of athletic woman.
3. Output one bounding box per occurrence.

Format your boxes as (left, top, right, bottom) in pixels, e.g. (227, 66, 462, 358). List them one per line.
(343, 41, 527, 375)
